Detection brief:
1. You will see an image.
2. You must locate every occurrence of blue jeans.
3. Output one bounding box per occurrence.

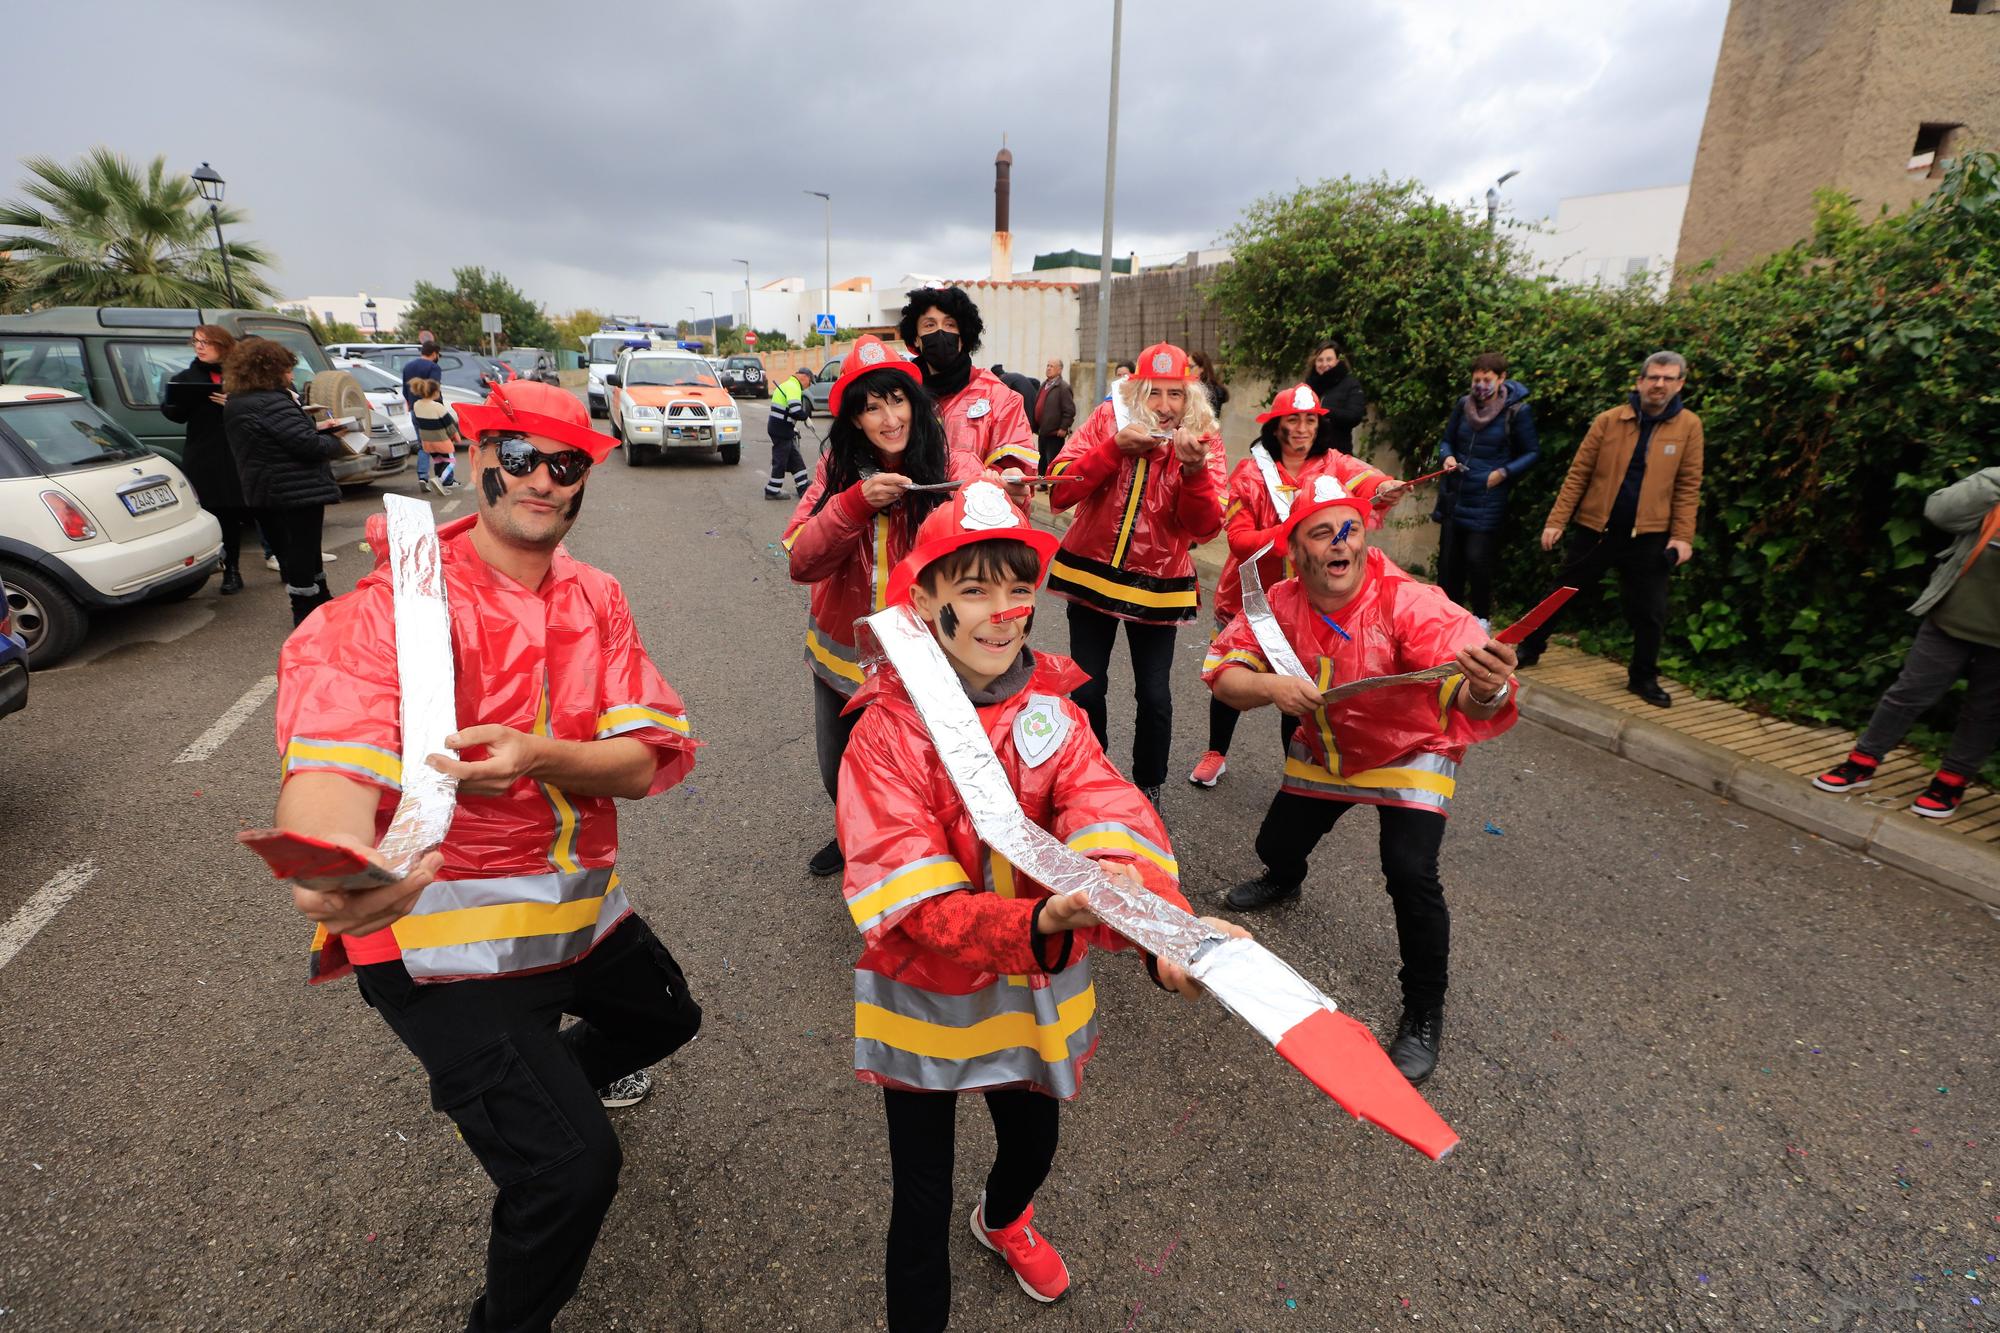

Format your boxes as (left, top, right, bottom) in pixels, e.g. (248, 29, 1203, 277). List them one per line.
(414, 444, 431, 482)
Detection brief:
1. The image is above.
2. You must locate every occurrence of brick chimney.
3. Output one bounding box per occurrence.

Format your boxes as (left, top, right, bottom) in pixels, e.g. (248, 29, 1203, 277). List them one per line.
(991, 137, 1013, 283)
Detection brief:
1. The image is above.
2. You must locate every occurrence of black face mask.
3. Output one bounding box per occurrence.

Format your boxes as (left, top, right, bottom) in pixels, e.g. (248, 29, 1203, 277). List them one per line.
(918, 330, 963, 370)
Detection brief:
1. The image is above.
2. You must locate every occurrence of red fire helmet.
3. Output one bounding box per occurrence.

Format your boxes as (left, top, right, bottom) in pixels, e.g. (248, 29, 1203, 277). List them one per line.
(1281, 472, 1371, 542)
(455, 380, 614, 463)
(828, 334, 922, 416)
(1130, 341, 1200, 383)
(886, 480, 1059, 607)
(1256, 382, 1331, 423)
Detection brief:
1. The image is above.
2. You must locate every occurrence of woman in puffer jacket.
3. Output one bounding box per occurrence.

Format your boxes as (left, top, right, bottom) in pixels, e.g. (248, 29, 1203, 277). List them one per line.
(1433, 351, 1540, 622)
(223, 338, 343, 626)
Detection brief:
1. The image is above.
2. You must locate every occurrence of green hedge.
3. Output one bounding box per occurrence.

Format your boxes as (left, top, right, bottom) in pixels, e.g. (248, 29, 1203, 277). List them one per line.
(1210, 155, 2000, 778)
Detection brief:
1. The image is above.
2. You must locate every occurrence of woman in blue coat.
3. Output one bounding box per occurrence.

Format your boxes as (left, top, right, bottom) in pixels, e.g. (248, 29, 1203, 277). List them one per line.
(1434, 352, 1538, 621)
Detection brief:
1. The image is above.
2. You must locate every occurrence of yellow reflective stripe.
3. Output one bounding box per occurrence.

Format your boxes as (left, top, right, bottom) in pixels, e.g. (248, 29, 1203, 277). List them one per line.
(1222, 498, 1243, 523)
(533, 679, 581, 874)
(847, 859, 972, 929)
(986, 441, 1037, 468)
(284, 738, 402, 787)
(1049, 455, 1078, 477)
(1067, 827, 1179, 877)
(593, 704, 691, 737)
(1283, 757, 1458, 797)
(391, 893, 609, 951)
(781, 528, 800, 552)
(1047, 555, 1197, 610)
(1110, 457, 1148, 567)
(806, 628, 866, 684)
(854, 984, 1096, 1062)
(1202, 648, 1268, 673)
(988, 854, 1028, 988)
(873, 513, 891, 611)
(1312, 658, 1340, 772)
(1435, 673, 1464, 730)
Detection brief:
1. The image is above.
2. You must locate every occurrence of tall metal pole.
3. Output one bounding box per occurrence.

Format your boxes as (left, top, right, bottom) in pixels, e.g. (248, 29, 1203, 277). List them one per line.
(208, 204, 238, 308)
(734, 258, 752, 341)
(701, 290, 717, 351)
(803, 191, 833, 341)
(1094, 0, 1122, 401)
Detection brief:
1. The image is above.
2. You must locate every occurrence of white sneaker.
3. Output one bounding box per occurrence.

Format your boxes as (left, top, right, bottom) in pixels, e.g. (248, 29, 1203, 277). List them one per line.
(320, 550, 338, 563)
(264, 555, 280, 572)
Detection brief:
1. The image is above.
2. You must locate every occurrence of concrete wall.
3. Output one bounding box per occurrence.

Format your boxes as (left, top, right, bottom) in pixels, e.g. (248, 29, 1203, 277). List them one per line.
(1678, 0, 2000, 277)
(1520, 185, 1689, 294)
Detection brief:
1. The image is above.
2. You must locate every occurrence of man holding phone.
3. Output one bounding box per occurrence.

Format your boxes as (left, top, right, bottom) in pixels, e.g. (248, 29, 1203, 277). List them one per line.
(268, 380, 702, 1331)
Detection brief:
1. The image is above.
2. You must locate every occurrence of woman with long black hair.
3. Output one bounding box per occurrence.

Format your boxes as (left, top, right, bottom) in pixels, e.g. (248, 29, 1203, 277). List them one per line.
(1304, 338, 1368, 456)
(784, 335, 983, 877)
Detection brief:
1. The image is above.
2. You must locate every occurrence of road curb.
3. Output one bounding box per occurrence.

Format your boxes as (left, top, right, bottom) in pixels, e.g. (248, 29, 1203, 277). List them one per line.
(1519, 680, 2000, 910)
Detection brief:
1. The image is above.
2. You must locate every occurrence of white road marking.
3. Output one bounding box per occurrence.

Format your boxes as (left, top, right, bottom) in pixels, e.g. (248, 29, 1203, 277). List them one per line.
(174, 675, 278, 764)
(0, 861, 99, 970)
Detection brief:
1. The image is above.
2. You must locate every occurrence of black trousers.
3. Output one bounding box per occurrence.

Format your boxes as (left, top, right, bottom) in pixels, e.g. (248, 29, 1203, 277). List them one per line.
(255, 505, 330, 625)
(208, 504, 251, 569)
(1036, 433, 1065, 475)
(1857, 617, 2000, 777)
(768, 422, 808, 487)
(1435, 520, 1501, 619)
(814, 676, 862, 805)
(1254, 791, 1452, 1012)
(355, 915, 701, 1333)
(1206, 694, 1296, 759)
(1519, 526, 1671, 682)
(1066, 602, 1177, 787)
(883, 1087, 1060, 1333)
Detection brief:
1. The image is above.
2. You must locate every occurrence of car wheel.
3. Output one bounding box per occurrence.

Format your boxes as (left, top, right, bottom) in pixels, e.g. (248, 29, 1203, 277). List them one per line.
(1, 563, 87, 668)
(609, 413, 623, 441)
(719, 443, 741, 465)
(620, 439, 637, 465)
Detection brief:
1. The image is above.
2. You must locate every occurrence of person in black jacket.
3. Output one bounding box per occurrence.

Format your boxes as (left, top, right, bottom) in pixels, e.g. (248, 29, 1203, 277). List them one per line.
(1433, 352, 1540, 622)
(1303, 339, 1366, 455)
(161, 324, 251, 595)
(223, 338, 343, 625)
(1190, 349, 1230, 423)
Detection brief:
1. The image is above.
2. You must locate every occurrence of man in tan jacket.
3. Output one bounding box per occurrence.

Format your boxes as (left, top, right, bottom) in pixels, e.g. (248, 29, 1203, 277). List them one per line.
(1515, 351, 1703, 707)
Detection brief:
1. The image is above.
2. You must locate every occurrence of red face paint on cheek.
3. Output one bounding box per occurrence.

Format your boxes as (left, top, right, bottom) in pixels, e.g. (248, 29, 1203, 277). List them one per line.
(989, 605, 1034, 623)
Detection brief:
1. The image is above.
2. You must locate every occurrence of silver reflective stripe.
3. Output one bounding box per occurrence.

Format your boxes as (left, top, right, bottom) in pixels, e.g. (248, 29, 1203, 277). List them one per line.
(1240, 547, 1315, 681)
(406, 866, 614, 916)
(855, 961, 1096, 1098)
(402, 883, 631, 980)
(1250, 444, 1294, 521)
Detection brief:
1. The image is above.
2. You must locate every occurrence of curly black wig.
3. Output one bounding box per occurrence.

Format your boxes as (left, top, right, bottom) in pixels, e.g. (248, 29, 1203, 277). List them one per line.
(896, 286, 984, 357)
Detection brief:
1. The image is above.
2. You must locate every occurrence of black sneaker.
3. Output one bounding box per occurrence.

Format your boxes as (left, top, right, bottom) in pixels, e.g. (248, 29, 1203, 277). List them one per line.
(1514, 645, 1543, 669)
(1912, 770, 1970, 820)
(1137, 783, 1163, 810)
(597, 1070, 652, 1108)
(1811, 752, 1878, 794)
(1387, 1008, 1443, 1085)
(807, 838, 845, 877)
(1627, 678, 1672, 708)
(1223, 876, 1301, 911)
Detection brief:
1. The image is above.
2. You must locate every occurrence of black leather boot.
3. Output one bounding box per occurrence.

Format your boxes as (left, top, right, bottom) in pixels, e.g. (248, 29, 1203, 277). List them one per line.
(218, 560, 244, 595)
(1388, 1007, 1444, 1085)
(1224, 876, 1302, 911)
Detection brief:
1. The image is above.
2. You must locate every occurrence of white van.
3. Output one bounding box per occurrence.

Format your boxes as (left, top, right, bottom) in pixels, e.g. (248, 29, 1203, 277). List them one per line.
(584, 330, 655, 418)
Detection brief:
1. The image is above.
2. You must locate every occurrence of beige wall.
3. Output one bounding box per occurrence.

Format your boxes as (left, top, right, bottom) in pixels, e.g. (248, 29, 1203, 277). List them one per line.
(1678, 0, 2000, 277)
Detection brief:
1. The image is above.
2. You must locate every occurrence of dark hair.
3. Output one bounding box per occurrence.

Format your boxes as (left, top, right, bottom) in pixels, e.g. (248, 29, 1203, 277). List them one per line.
(222, 336, 297, 394)
(1189, 349, 1221, 385)
(419, 340, 441, 356)
(1470, 351, 1508, 376)
(1304, 339, 1341, 374)
(1258, 414, 1330, 459)
(812, 368, 953, 534)
(920, 536, 1043, 593)
(1113, 359, 1135, 377)
(896, 286, 984, 356)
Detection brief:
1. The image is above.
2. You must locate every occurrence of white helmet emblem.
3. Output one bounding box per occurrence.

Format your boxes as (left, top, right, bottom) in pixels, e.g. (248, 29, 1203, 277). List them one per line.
(858, 341, 886, 366)
(1292, 386, 1316, 412)
(959, 481, 1015, 531)
(1150, 351, 1174, 375)
(1311, 474, 1350, 503)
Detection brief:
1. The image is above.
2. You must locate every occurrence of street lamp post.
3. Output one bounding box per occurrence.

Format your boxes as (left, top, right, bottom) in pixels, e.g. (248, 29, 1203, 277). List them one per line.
(1094, 1, 1123, 401)
(190, 161, 238, 308)
(804, 191, 831, 338)
(684, 305, 697, 344)
(1486, 168, 1521, 233)
(733, 259, 753, 343)
(700, 289, 717, 352)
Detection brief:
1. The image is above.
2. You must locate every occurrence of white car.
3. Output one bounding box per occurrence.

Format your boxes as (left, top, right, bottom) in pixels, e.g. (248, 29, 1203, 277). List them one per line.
(604, 350, 742, 465)
(0, 386, 222, 666)
(584, 330, 654, 417)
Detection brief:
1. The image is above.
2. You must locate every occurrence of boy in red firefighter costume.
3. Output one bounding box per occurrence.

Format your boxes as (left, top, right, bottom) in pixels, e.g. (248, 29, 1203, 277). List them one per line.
(1045, 341, 1228, 806)
(1203, 472, 1516, 1085)
(1189, 381, 1432, 788)
(898, 285, 1039, 475)
(273, 380, 703, 1332)
(837, 480, 1247, 1331)
(784, 334, 982, 877)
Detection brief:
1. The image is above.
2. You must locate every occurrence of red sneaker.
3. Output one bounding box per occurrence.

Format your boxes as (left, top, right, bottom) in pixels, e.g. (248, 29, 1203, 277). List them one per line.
(1911, 770, 1969, 820)
(970, 1198, 1069, 1303)
(1187, 749, 1228, 788)
(1812, 751, 1877, 793)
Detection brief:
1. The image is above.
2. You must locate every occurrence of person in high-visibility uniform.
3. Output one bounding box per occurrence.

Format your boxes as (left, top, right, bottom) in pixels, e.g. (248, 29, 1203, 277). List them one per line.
(1044, 342, 1228, 807)
(837, 479, 1247, 1330)
(271, 380, 703, 1331)
(766, 365, 816, 499)
(1202, 472, 1517, 1086)
(897, 285, 1038, 476)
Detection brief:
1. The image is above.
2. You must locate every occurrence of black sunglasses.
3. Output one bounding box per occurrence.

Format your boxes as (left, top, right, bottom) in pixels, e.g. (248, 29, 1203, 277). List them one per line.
(482, 434, 593, 486)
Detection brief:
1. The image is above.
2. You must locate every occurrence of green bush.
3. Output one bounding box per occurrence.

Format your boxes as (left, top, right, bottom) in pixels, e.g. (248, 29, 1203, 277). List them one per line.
(1212, 156, 2000, 777)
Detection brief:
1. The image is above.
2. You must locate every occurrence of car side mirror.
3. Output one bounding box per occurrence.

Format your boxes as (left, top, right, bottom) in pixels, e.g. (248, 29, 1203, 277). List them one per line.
(606, 372, 622, 387)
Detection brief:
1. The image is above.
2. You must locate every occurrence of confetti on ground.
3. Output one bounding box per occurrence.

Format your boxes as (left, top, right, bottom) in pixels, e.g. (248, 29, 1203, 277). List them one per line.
(1483, 821, 1504, 835)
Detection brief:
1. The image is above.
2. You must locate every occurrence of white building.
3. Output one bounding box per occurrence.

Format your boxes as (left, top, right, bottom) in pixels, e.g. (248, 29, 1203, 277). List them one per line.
(1518, 185, 1689, 295)
(276, 291, 415, 336)
(730, 277, 884, 345)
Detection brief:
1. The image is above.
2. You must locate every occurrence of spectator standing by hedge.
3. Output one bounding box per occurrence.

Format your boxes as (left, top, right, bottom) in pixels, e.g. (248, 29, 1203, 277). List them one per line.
(223, 338, 342, 626)
(1813, 465, 2000, 819)
(1303, 339, 1367, 455)
(161, 324, 249, 595)
(1517, 351, 1702, 708)
(1433, 352, 1539, 623)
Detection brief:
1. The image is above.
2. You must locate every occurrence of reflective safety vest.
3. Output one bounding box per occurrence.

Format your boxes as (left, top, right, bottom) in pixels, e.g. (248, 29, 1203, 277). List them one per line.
(768, 374, 809, 430)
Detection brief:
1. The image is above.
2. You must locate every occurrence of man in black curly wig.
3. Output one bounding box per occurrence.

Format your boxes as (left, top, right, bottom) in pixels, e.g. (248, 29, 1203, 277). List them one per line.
(898, 285, 1038, 477)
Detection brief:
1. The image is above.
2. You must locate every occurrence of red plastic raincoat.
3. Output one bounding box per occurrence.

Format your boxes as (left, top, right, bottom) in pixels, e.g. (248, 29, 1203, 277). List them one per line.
(1213, 449, 1399, 624)
(938, 367, 1038, 475)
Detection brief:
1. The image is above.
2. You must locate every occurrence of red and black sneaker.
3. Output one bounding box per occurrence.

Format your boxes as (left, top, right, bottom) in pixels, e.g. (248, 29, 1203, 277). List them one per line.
(1911, 770, 1970, 820)
(1812, 751, 1878, 794)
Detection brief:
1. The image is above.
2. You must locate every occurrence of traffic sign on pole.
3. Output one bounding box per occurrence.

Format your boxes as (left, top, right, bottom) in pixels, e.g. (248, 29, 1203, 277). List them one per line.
(743, 331, 758, 346)
(814, 313, 837, 337)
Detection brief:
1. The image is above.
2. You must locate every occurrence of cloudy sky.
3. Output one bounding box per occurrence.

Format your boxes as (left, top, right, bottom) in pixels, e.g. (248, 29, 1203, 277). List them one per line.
(5, 0, 1728, 321)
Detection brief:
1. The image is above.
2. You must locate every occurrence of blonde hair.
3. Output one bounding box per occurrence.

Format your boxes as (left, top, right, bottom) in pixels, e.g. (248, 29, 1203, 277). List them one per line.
(1117, 373, 1218, 437)
(407, 377, 443, 401)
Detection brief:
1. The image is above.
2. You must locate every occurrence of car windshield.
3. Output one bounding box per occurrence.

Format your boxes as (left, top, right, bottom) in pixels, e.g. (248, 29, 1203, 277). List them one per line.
(591, 337, 645, 364)
(500, 349, 544, 368)
(2, 400, 150, 471)
(625, 359, 718, 388)
(728, 358, 761, 371)
(819, 360, 843, 382)
(340, 361, 403, 392)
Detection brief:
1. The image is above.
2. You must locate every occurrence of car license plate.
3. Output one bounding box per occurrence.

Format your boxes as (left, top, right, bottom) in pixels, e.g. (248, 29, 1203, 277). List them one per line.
(387, 444, 408, 459)
(121, 483, 177, 516)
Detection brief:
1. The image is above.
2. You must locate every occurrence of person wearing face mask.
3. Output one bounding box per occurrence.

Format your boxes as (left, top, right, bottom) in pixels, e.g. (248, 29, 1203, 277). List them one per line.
(784, 335, 985, 878)
(1205, 473, 1520, 1085)
(1303, 339, 1368, 456)
(1433, 352, 1539, 624)
(1046, 342, 1229, 808)
(898, 286, 1038, 476)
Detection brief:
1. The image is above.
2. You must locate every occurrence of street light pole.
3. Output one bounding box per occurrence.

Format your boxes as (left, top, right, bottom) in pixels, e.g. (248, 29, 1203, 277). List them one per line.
(733, 258, 752, 341)
(700, 290, 717, 352)
(1094, 0, 1122, 401)
(805, 190, 831, 338)
(190, 162, 237, 308)
(1486, 168, 1521, 233)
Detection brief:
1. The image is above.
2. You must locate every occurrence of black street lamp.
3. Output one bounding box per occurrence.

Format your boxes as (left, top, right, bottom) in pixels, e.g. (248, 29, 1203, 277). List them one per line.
(191, 161, 238, 308)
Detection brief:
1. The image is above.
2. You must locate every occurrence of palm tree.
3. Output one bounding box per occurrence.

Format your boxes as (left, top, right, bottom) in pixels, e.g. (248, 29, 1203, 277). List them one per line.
(0, 148, 277, 311)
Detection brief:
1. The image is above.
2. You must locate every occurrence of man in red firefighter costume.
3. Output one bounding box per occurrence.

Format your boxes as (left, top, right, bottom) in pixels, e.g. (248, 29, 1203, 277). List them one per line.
(1045, 341, 1229, 807)
(1202, 472, 1517, 1085)
(837, 479, 1246, 1331)
(272, 379, 703, 1332)
(898, 285, 1039, 475)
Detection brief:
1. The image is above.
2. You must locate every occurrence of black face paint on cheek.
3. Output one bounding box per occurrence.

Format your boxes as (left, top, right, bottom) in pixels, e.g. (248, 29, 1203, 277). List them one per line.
(480, 467, 506, 505)
(564, 481, 585, 520)
(938, 604, 959, 640)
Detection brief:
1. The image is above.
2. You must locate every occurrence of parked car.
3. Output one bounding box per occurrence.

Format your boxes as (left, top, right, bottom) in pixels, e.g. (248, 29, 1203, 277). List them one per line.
(324, 342, 417, 363)
(584, 330, 653, 417)
(0, 573, 27, 719)
(494, 347, 560, 384)
(721, 354, 767, 398)
(0, 306, 333, 471)
(605, 351, 742, 465)
(0, 386, 222, 666)
(331, 357, 419, 448)
(804, 356, 845, 416)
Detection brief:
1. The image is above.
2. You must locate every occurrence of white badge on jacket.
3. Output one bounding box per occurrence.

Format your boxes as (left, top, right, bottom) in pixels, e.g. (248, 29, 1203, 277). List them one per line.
(966, 398, 991, 420)
(1012, 694, 1070, 768)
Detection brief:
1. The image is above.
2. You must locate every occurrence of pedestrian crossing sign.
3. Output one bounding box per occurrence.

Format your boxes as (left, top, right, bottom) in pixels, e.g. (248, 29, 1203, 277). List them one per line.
(814, 313, 837, 336)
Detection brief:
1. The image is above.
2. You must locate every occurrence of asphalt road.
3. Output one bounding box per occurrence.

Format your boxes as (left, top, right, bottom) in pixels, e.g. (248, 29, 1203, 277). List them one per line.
(2, 407, 1995, 1332)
